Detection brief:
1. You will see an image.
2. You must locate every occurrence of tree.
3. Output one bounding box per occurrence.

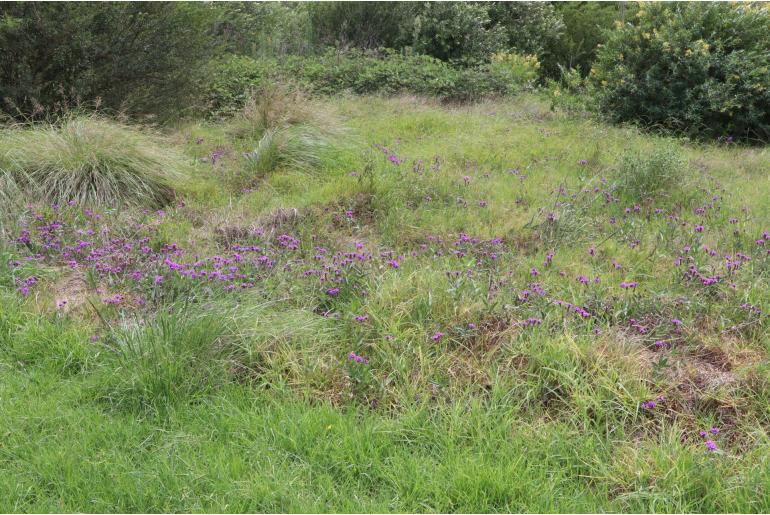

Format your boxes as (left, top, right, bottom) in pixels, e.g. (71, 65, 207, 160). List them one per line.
(0, 2, 214, 118)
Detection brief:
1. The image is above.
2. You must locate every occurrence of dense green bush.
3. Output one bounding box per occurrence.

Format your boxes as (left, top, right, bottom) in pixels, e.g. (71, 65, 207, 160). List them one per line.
(1, 1, 616, 119)
(591, 3, 770, 142)
(489, 2, 565, 72)
(548, 2, 622, 77)
(206, 49, 540, 116)
(0, 2, 214, 118)
(408, 2, 506, 64)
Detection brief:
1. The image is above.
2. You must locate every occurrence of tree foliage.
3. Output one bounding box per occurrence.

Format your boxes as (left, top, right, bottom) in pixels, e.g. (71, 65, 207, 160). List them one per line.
(0, 2, 214, 117)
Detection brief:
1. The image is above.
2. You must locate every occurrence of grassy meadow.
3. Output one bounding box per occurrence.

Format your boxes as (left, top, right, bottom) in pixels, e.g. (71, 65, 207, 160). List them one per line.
(1, 93, 769, 512)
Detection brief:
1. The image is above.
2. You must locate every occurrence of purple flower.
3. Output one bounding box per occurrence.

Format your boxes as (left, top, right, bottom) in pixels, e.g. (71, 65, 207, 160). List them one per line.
(642, 400, 657, 409)
(153, 275, 164, 285)
(326, 287, 340, 297)
(354, 315, 368, 322)
(467, 322, 476, 330)
(672, 318, 682, 327)
(348, 351, 369, 365)
(431, 331, 445, 342)
(705, 440, 718, 452)
(103, 294, 125, 305)
(530, 267, 539, 277)
(463, 175, 471, 185)
(710, 427, 719, 435)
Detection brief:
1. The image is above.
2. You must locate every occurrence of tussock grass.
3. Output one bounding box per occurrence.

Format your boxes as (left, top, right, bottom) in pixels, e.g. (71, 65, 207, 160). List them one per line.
(234, 85, 347, 177)
(0, 114, 188, 208)
(613, 143, 688, 203)
(97, 307, 236, 415)
(244, 125, 332, 176)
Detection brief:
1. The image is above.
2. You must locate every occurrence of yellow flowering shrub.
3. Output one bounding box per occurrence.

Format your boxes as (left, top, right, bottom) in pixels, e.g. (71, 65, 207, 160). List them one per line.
(590, 2, 770, 142)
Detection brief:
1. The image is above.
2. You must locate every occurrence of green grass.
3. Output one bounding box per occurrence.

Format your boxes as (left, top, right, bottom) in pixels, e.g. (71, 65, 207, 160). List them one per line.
(0, 114, 190, 208)
(1, 94, 769, 512)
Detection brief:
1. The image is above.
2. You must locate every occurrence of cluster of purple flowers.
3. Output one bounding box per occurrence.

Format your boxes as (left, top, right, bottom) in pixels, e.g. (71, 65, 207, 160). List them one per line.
(642, 395, 665, 410)
(347, 352, 369, 364)
(699, 427, 720, 452)
(15, 276, 37, 296)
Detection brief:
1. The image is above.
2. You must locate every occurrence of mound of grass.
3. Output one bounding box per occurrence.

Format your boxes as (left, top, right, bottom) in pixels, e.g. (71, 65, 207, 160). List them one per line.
(613, 144, 688, 203)
(98, 308, 235, 415)
(0, 114, 189, 208)
(233, 85, 346, 178)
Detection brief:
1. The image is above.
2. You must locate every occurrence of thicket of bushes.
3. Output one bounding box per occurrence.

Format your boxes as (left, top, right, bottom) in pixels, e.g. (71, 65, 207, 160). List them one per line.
(0, 2, 214, 118)
(205, 49, 541, 116)
(2, 2, 770, 142)
(0, 2, 618, 119)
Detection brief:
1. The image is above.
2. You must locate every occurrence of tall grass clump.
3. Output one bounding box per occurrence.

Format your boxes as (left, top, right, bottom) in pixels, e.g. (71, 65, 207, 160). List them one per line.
(233, 85, 345, 178)
(0, 169, 23, 238)
(98, 309, 234, 415)
(0, 114, 189, 208)
(613, 144, 688, 203)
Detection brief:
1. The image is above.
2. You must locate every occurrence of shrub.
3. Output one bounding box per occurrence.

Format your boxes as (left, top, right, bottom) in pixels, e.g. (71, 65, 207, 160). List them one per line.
(489, 2, 565, 73)
(408, 2, 506, 64)
(205, 55, 280, 118)
(489, 52, 541, 92)
(0, 114, 188, 208)
(590, 3, 770, 142)
(205, 49, 533, 116)
(546, 66, 591, 115)
(0, 3, 214, 118)
(548, 2, 621, 77)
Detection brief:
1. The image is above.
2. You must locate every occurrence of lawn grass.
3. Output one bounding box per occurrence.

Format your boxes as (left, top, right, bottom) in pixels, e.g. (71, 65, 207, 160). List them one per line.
(1, 94, 769, 512)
